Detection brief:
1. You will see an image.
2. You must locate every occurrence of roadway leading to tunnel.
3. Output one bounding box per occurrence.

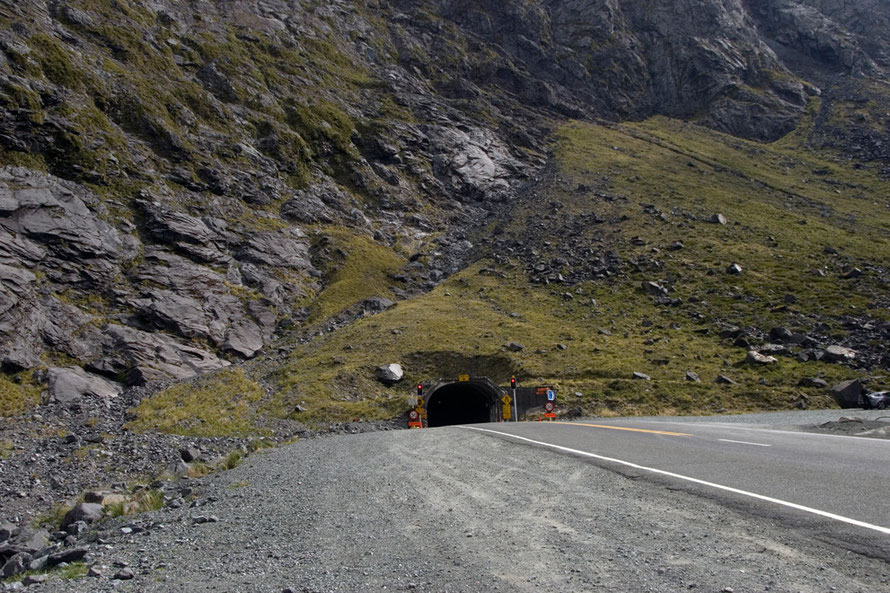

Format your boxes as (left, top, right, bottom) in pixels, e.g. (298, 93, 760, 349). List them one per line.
(464, 417, 890, 557)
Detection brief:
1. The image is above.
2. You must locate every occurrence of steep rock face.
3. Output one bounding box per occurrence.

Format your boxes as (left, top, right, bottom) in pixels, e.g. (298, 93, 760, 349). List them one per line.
(0, 163, 318, 381)
(794, 0, 890, 69)
(424, 0, 809, 140)
(745, 0, 886, 77)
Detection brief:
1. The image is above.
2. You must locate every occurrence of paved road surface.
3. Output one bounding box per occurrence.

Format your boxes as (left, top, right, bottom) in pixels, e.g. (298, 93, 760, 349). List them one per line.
(467, 414, 890, 558)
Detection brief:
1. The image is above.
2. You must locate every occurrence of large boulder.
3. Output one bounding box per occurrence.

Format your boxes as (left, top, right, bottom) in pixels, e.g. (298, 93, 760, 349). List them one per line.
(823, 345, 856, 363)
(16, 529, 49, 555)
(375, 363, 404, 386)
(798, 377, 828, 389)
(745, 350, 778, 365)
(222, 318, 265, 358)
(828, 379, 864, 408)
(47, 367, 122, 405)
(59, 503, 104, 530)
(1, 553, 29, 578)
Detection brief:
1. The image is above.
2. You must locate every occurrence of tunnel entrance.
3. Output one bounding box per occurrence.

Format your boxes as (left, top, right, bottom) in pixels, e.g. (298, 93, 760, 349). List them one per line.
(425, 379, 502, 427)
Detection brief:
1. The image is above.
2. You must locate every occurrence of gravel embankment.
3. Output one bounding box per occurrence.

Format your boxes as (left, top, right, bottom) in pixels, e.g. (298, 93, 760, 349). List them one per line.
(30, 424, 890, 593)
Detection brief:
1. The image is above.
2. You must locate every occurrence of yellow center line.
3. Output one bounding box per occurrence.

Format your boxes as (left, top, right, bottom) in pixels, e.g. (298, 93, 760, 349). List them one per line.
(559, 421, 692, 437)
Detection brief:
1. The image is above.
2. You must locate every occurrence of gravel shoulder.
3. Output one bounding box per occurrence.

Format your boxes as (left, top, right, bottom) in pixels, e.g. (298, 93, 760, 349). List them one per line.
(31, 425, 890, 593)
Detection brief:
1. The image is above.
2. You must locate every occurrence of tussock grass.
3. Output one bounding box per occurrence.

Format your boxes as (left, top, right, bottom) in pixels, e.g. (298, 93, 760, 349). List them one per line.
(106, 489, 164, 518)
(126, 368, 267, 437)
(0, 372, 43, 418)
(309, 229, 405, 322)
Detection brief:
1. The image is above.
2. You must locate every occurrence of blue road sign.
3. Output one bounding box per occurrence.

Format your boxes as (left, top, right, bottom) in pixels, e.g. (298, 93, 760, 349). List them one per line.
(547, 389, 555, 401)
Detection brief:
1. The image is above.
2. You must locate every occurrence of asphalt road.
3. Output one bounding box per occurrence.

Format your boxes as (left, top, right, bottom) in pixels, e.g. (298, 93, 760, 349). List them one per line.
(466, 414, 890, 559)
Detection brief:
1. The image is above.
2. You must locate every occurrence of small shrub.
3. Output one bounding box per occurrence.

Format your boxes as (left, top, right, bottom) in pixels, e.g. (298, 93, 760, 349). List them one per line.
(35, 503, 72, 529)
(220, 450, 244, 470)
(187, 462, 211, 478)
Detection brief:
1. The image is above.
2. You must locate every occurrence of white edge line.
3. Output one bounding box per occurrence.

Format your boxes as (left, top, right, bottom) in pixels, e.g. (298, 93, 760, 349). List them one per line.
(462, 426, 890, 536)
(718, 438, 771, 447)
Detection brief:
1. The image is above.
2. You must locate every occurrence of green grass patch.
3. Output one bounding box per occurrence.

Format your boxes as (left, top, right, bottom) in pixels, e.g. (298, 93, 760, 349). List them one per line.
(34, 503, 72, 530)
(0, 372, 43, 418)
(28, 33, 82, 89)
(309, 230, 405, 322)
(3, 562, 88, 585)
(126, 368, 267, 437)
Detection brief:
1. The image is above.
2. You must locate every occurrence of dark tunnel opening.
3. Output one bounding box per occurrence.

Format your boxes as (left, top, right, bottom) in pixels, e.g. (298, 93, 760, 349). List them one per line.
(426, 383, 496, 427)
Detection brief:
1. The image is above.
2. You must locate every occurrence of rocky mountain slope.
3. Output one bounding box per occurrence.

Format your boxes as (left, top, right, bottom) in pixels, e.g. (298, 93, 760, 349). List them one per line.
(1, 0, 890, 539)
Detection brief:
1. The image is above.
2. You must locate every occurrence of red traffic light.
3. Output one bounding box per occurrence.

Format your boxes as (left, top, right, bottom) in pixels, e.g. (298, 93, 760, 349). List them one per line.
(510, 376, 516, 389)
(416, 383, 423, 396)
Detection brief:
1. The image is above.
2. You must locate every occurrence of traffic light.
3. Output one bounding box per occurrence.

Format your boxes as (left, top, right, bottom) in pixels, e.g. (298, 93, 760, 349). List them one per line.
(510, 376, 516, 390)
(416, 383, 423, 397)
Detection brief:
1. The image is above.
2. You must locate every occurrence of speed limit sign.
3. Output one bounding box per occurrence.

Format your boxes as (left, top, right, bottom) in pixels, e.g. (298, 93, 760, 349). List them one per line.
(544, 401, 555, 412)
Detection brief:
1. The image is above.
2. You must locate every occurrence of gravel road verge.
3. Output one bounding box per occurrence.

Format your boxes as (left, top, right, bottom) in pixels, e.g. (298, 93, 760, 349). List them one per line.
(28, 425, 890, 593)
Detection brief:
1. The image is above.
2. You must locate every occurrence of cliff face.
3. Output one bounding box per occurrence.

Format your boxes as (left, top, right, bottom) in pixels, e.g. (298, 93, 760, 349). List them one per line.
(0, 0, 886, 396)
(745, 0, 889, 77)
(428, 0, 810, 139)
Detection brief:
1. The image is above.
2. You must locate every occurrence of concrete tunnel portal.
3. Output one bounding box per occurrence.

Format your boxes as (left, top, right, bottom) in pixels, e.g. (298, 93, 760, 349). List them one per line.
(424, 379, 504, 427)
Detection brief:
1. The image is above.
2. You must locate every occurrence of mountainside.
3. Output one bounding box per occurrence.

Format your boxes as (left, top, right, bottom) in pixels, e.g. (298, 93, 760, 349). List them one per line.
(1, 0, 890, 523)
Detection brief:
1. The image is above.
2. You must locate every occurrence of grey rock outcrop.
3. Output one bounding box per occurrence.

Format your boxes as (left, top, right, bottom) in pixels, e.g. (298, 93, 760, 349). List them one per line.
(94, 324, 229, 385)
(47, 367, 122, 405)
(428, 126, 520, 202)
(435, 0, 809, 140)
(747, 0, 884, 76)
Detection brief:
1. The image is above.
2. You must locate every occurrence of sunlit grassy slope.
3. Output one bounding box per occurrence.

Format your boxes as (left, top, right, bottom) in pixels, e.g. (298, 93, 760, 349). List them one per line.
(261, 116, 890, 424)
